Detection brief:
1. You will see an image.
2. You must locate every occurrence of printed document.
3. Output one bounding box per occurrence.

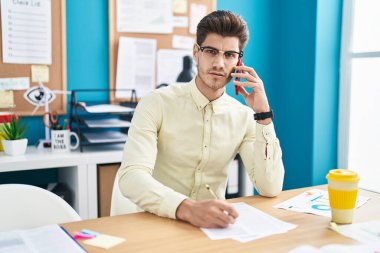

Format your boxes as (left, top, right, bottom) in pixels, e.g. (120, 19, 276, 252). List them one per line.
(201, 202, 296, 243)
(274, 189, 370, 217)
(0, 224, 86, 253)
(117, 0, 172, 33)
(116, 37, 156, 98)
(1, 0, 52, 64)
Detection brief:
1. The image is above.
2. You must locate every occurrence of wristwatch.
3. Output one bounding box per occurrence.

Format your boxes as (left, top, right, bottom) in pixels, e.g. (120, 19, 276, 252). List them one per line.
(254, 109, 274, 120)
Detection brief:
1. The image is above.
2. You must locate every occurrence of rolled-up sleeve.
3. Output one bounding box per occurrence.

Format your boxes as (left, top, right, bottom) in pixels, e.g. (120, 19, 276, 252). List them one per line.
(238, 119, 285, 197)
(118, 92, 188, 219)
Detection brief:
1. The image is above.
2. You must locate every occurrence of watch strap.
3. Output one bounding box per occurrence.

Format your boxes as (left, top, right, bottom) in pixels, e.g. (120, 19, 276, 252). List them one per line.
(254, 109, 274, 120)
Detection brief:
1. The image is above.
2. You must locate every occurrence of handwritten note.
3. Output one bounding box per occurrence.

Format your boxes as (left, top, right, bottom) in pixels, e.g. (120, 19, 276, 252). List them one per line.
(1, 0, 52, 64)
(0, 77, 29, 90)
(31, 65, 49, 82)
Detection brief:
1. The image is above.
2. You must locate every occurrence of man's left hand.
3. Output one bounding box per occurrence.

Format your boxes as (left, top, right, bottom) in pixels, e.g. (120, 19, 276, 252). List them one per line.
(231, 65, 270, 113)
(231, 65, 272, 125)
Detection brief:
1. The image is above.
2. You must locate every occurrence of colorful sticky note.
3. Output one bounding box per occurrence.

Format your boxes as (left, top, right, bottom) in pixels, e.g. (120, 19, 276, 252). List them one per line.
(31, 65, 50, 82)
(83, 234, 126, 249)
(173, 0, 187, 14)
(74, 232, 95, 239)
(0, 90, 14, 108)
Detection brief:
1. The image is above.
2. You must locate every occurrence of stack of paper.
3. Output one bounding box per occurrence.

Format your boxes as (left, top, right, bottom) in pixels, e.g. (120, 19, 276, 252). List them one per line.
(80, 104, 135, 114)
(274, 189, 370, 217)
(288, 242, 380, 253)
(201, 202, 296, 243)
(83, 118, 131, 128)
(0, 224, 86, 253)
(83, 131, 128, 143)
(330, 220, 380, 244)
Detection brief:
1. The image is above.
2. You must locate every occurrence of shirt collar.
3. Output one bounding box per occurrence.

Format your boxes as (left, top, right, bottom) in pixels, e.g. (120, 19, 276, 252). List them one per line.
(189, 77, 228, 112)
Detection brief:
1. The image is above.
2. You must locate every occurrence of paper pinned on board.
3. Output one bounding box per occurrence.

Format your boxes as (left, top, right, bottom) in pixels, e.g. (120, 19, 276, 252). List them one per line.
(172, 35, 194, 50)
(1, 0, 52, 64)
(173, 16, 188, 28)
(0, 90, 14, 108)
(173, 0, 187, 14)
(116, 37, 156, 98)
(31, 65, 49, 82)
(117, 0, 172, 33)
(0, 77, 30, 90)
(189, 3, 207, 34)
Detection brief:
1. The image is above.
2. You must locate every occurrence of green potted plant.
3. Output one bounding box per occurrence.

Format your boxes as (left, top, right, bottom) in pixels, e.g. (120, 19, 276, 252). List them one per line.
(0, 114, 28, 156)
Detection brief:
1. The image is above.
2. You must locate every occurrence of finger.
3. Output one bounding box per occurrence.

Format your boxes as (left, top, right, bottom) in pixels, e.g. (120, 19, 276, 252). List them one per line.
(237, 85, 249, 99)
(233, 80, 262, 90)
(215, 201, 239, 219)
(213, 208, 235, 225)
(213, 216, 231, 228)
(234, 65, 258, 78)
(231, 72, 260, 83)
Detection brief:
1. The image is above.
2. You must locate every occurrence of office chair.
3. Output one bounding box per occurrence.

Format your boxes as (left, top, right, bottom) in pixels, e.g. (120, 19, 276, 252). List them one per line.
(110, 173, 142, 216)
(0, 184, 81, 232)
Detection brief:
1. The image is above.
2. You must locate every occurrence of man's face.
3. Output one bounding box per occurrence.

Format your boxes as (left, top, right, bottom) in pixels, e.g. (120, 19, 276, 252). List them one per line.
(194, 33, 241, 91)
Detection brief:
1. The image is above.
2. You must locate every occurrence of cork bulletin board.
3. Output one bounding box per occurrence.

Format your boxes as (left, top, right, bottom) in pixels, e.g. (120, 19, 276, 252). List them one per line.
(108, 0, 216, 103)
(0, 0, 67, 116)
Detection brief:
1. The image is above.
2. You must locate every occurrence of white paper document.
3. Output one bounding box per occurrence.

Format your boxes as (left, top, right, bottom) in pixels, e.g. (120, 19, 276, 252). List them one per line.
(116, 37, 156, 98)
(173, 0, 187, 14)
(0, 77, 29, 90)
(288, 243, 380, 253)
(189, 3, 207, 34)
(333, 220, 380, 244)
(274, 189, 370, 217)
(83, 131, 128, 144)
(80, 104, 135, 114)
(1, 0, 52, 64)
(172, 16, 188, 28)
(201, 202, 296, 243)
(0, 224, 86, 253)
(157, 49, 193, 85)
(172, 35, 194, 50)
(84, 118, 131, 128)
(117, 0, 172, 33)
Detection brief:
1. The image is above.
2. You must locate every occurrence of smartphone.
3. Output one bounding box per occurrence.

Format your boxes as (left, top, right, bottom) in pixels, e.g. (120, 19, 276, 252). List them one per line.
(234, 58, 242, 95)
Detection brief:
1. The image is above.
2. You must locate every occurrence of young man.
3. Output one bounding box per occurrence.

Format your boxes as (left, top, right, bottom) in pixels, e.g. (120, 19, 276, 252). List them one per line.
(118, 10, 284, 228)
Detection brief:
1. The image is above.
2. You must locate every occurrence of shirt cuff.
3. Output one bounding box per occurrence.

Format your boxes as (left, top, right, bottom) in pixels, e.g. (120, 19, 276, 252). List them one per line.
(158, 191, 188, 219)
(256, 122, 277, 143)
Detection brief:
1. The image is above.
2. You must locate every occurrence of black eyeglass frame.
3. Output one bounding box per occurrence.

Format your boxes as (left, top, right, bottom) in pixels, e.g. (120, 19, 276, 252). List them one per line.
(197, 44, 244, 58)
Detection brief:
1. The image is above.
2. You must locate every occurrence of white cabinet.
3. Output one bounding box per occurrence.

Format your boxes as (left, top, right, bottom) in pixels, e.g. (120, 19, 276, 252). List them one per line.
(0, 145, 125, 220)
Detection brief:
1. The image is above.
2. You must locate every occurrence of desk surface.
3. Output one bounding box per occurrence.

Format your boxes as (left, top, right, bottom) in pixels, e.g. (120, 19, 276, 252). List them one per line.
(0, 145, 124, 172)
(62, 186, 380, 253)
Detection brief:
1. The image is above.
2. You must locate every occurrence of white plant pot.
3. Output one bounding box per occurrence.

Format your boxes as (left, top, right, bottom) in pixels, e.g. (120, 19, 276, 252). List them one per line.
(1, 139, 28, 156)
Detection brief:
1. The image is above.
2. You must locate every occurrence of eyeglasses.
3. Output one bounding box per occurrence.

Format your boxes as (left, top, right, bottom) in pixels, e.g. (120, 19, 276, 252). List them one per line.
(197, 44, 243, 64)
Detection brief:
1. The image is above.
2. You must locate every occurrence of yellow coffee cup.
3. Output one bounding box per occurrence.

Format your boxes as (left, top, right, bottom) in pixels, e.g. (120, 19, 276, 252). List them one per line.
(326, 169, 360, 224)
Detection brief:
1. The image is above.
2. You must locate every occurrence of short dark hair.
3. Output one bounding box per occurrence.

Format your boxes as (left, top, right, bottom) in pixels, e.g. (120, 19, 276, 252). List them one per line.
(196, 10, 249, 50)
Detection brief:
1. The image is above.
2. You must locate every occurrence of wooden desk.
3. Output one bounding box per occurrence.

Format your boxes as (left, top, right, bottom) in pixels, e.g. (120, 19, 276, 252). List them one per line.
(62, 186, 380, 253)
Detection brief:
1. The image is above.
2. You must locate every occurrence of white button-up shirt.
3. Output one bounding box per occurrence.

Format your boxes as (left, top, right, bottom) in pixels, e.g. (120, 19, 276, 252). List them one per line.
(118, 78, 284, 219)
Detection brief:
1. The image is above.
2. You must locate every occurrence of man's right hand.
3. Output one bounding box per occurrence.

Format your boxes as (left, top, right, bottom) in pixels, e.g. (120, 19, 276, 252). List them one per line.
(176, 199, 239, 228)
